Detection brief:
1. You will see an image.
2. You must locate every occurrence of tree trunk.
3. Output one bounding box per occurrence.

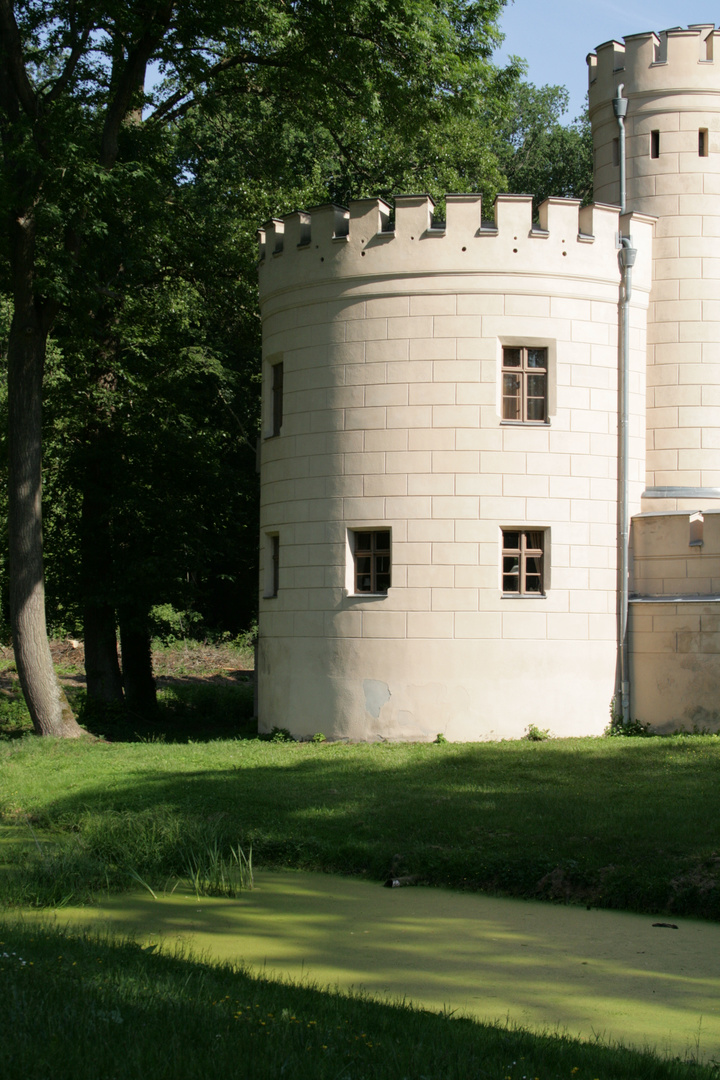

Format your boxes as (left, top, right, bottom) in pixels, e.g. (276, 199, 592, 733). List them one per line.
(119, 603, 156, 712)
(7, 213, 84, 737)
(81, 432, 123, 705)
(84, 602, 124, 705)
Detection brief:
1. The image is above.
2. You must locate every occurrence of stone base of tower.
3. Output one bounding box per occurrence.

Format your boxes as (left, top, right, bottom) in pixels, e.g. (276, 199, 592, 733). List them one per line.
(630, 600, 720, 734)
(629, 510, 720, 732)
(257, 636, 616, 742)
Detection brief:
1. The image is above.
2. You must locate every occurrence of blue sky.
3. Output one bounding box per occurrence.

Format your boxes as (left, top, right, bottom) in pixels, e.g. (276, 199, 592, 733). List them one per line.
(496, 3, 717, 121)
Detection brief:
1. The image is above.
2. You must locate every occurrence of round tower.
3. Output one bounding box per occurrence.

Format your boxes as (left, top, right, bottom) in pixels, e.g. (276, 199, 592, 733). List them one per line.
(256, 195, 653, 741)
(589, 25, 720, 509)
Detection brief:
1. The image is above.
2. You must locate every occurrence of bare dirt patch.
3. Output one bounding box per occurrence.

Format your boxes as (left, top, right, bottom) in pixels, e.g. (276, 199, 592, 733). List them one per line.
(0, 639, 256, 742)
(0, 638, 253, 691)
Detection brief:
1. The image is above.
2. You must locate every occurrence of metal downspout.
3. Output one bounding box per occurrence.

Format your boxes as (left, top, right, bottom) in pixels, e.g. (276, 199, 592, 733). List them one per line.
(614, 83, 627, 215)
(613, 84, 634, 723)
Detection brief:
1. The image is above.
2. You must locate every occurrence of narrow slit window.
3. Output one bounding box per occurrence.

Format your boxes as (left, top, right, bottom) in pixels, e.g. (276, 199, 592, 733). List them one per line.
(353, 530, 391, 594)
(651, 130, 660, 159)
(699, 128, 709, 157)
(612, 138, 619, 167)
(272, 361, 284, 437)
(502, 530, 545, 596)
(264, 533, 280, 598)
(271, 535, 280, 595)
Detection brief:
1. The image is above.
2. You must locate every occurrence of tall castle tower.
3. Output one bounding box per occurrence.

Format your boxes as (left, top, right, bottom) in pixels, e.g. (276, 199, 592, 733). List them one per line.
(589, 26, 720, 733)
(255, 25, 720, 740)
(590, 26, 720, 509)
(256, 198, 652, 740)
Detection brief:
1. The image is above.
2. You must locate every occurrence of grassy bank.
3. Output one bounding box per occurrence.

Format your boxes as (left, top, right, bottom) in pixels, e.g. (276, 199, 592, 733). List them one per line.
(1, 735, 719, 918)
(0, 920, 714, 1080)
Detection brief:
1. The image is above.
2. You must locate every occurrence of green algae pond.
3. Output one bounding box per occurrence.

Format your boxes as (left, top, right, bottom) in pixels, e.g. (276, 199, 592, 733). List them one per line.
(11, 868, 720, 1065)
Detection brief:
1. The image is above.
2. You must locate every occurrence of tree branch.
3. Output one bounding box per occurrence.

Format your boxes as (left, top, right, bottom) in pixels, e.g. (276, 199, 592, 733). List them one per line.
(0, 0, 38, 119)
(147, 50, 289, 124)
(100, 2, 174, 168)
(44, 20, 95, 104)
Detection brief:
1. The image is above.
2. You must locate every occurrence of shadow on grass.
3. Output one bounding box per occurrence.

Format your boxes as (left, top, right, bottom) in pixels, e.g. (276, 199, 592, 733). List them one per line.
(3, 919, 713, 1080)
(0, 675, 257, 744)
(5, 736, 720, 918)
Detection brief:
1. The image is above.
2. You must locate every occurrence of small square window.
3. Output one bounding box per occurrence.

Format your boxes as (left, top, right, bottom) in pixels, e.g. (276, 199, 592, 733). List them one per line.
(502, 347, 547, 422)
(353, 530, 391, 594)
(502, 530, 545, 596)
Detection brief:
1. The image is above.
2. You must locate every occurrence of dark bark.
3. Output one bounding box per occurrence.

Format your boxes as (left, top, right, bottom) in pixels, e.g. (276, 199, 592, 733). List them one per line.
(119, 603, 156, 712)
(84, 603, 124, 705)
(6, 212, 84, 737)
(81, 428, 123, 704)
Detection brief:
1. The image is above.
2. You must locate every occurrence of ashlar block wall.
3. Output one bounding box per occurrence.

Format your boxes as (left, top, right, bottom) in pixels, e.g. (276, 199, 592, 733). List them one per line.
(630, 510, 720, 730)
(257, 195, 653, 741)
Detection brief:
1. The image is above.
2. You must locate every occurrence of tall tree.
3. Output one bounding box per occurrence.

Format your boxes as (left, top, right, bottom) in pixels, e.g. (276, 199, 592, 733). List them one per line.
(0, 0, 516, 734)
(494, 82, 593, 206)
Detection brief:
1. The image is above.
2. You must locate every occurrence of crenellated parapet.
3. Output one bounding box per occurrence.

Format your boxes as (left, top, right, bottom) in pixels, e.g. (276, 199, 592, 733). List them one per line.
(588, 24, 720, 110)
(258, 195, 653, 301)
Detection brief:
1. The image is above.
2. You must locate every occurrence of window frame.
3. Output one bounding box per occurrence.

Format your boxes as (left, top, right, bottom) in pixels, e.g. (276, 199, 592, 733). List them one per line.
(501, 345, 548, 424)
(350, 529, 391, 596)
(501, 529, 546, 597)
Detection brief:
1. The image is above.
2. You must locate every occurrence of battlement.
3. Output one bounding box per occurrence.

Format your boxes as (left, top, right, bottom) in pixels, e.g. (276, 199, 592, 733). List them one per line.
(588, 25, 720, 109)
(258, 194, 654, 300)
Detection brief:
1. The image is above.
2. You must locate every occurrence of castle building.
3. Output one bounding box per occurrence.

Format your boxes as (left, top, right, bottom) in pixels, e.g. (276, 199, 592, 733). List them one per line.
(256, 25, 720, 740)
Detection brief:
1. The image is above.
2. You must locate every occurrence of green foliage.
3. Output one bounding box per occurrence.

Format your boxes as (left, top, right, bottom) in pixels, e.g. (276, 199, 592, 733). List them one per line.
(605, 705, 652, 738)
(523, 724, 553, 742)
(495, 83, 594, 206)
(2, 808, 254, 907)
(184, 841, 253, 898)
(149, 605, 205, 647)
(311, 732, 327, 743)
(435, 732, 449, 744)
(261, 726, 294, 744)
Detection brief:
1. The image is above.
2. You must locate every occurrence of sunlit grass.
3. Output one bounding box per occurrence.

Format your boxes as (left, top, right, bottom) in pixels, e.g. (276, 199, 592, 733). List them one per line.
(2, 735, 720, 918)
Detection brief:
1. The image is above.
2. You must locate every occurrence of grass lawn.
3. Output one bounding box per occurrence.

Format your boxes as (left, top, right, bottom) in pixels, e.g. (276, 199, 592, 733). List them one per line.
(1, 734, 719, 918)
(2, 666, 720, 1078)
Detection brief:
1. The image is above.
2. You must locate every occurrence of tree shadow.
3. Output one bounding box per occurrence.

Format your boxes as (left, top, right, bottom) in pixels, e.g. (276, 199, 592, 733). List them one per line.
(17, 737, 720, 918)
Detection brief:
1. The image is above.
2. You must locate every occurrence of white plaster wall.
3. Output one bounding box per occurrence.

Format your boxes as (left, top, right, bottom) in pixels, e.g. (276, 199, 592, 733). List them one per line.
(257, 196, 652, 740)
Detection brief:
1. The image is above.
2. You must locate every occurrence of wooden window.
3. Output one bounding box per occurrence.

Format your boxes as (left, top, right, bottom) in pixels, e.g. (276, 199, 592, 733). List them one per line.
(502, 347, 547, 422)
(354, 530, 391, 594)
(651, 130, 660, 159)
(502, 530, 545, 596)
(272, 361, 284, 437)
